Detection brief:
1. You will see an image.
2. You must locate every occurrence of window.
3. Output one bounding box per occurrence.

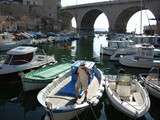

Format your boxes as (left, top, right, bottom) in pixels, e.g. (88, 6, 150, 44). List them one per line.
(5, 53, 33, 65)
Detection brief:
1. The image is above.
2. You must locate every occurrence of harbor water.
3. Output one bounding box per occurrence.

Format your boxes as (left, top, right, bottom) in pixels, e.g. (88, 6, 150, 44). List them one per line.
(0, 34, 160, 120)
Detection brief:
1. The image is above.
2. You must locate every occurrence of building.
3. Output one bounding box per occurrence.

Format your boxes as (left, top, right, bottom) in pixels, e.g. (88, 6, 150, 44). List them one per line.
(0, 0, 60, 32)
(23, 0, 43, 6)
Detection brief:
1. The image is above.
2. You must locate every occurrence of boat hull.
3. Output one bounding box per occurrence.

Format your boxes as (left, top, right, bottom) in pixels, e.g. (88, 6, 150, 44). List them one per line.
(100, 47, 115, 56)
(22, 79, 52, 92)
(145, 83, 160, 99)
(0, 67, 39, 82)
(119, 55, 153, 68)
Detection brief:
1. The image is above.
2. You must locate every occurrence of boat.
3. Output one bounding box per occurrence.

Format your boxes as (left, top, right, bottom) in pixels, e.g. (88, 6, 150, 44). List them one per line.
(133, 34, 160, 47)
(139, 67, 160, 99)
(110, 43, 160, 61)
(21, 63, 71, 92)
(0, 33, 17, 51)
(105, 73, 150, 118)
(119, 44, 160, 68)
(37, 60, 105, 120)
(100, 40, 134, 56)
(0, 46, 56, 81)
(110, 47, 136, 61)
(0, 32, 33, 51)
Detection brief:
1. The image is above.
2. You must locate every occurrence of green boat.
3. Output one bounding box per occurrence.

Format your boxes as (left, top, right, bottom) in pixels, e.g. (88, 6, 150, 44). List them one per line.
(21, 63, 71, 92)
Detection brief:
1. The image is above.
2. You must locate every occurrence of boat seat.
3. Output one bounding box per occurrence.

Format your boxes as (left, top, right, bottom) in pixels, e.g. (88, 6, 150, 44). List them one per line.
(131, 84, 137, 93)
(109, 81, 116, 90)
(133, 92, 143, 105)
(116, 85, 131, 98)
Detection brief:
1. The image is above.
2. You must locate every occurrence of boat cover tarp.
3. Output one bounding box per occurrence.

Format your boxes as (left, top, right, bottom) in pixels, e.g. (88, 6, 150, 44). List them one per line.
(56, 61, 90, 97)
(57, 78, 77, 97)
(26, 63, 71, 80)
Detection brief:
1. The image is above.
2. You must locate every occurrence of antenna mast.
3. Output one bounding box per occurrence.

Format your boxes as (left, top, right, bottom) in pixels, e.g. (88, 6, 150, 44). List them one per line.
(140, 0, 143, 34)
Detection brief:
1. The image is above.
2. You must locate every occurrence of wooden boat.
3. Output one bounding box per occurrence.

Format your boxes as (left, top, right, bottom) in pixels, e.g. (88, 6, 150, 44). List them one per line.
(21, 63, 71, 92)
(37, 61, 105, 120)
(139, 67, 160, 99)
(105, 74, 150, 118)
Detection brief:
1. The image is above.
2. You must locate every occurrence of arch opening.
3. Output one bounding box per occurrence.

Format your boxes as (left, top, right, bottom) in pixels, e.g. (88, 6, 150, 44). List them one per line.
(127, 9, 157, 34)
(80, 9, 109, 33)
(114, 7, 157, 34)
(60, 12, 76, 31)
(71, 17, 77, 28)
(94, 13, 109, 32)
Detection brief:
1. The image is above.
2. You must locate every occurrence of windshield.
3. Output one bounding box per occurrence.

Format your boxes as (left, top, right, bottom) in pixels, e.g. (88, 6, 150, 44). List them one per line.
(4, 53, 33, 65)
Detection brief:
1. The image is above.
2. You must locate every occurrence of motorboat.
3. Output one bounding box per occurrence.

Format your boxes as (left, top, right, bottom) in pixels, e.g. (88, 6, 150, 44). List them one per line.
(105, 74, 150, 118)
(110, 43, 160, 61)
(21, 63, 71, 92)
(0, 33, 33, 51)
(133, 35, 160, 47)
(0, 33, 16, 51)
(0, 46, 56, 81)
(110, 47, 136, 61)
(139, 67, 160, 99)
(37, 60, 105, 120)
(100, 40, 134, 56)
(119, 44, 160, 68)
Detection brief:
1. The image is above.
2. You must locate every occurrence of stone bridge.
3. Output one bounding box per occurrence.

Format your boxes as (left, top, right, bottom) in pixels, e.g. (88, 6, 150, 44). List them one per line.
(61, 0, 160, 34)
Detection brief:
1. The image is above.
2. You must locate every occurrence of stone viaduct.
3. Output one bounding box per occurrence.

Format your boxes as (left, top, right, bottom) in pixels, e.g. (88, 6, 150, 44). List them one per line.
(61, 0, 160, 34)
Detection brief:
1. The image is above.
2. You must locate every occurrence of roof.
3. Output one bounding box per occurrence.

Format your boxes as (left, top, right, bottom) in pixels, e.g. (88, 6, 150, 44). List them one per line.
(7, 46, 37, 55)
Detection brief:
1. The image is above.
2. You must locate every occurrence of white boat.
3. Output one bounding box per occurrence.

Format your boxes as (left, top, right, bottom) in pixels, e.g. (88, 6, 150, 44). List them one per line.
(37, 61, 105, 120)
(105, 74, 150, 118)
(0, 33, 33, 51)
(21, 63, 71, 92)
(100, 40, 134, 56)
(139, 67, 160, 99)
(0, 46, 56, 80)
(110, 47, 136, 61)
(110, 43, 160, 61)
(119, 44, 160, 68)
(0, 33, 16, 51)
(133, 35, 160, 47)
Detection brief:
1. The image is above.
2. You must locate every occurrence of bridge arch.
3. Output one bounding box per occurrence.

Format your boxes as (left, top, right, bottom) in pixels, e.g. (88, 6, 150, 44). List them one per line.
(59, 11, 77, 31)
(114, 6, 145, 33)
(80, 9, 109, 33)
(113, 6, 156, 33)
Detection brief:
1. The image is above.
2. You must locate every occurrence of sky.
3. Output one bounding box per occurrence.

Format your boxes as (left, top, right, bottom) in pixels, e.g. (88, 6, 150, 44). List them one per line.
(62, 0, 157, 34)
